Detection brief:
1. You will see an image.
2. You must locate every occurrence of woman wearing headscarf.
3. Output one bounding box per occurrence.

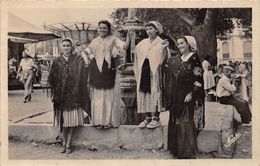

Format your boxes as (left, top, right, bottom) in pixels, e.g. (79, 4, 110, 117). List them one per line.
(16, 50, 35, 103)
(83, 20, 131, 129)
(133, 21, 170, 129)
(237, 62, 250, 102)
(167, 36, 205, 159)
(202, 55, 216, 94)
(48, 38, 88, 154)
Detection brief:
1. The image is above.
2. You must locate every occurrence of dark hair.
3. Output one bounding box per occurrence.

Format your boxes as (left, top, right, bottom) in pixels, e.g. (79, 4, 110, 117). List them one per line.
(177, 36, 188, 44)
(144, 22, 159, 36)
(98, 20, 112, 35)
(144, 22, 157, 30)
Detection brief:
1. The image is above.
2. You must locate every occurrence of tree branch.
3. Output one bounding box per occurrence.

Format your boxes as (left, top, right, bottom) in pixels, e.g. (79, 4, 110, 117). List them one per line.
(203, 8, 218, 29)
(175, 9, 196, 27)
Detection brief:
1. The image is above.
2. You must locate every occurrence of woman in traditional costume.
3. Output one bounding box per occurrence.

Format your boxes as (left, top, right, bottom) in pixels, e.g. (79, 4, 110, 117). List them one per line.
(134, 21, 170, 129)
(48, 38, 87, 154)
(202, 55, 216, 94)
(83, 20, 131, 129)
(167, 36, 205, 159)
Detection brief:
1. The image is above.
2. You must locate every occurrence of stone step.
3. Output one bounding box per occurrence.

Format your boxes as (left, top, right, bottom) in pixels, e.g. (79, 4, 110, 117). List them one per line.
(197, 102, 236, 158)
(9, 102, 235, 156)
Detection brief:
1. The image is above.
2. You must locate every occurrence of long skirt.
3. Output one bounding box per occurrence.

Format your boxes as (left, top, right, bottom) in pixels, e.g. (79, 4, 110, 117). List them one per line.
(203, 71, 215, 90)
(22, 69, 34, 99)
(168, 104, 197, 159)
(239, 78, 249, 102)
(137, 66, 162, 113)
(90, 74, 121, 127)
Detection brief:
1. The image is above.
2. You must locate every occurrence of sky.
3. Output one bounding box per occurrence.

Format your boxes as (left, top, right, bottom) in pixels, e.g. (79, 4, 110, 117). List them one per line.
(9, 8, 115, 28)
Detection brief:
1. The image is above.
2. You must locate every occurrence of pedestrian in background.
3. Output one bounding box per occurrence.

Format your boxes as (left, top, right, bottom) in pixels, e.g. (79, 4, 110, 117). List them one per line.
(237, 62, 250, 102)
(16, 50, 35, 103)
(48, 38, 88, 154)
(216, 65, 252, 126)
(202, 55, 215, 94)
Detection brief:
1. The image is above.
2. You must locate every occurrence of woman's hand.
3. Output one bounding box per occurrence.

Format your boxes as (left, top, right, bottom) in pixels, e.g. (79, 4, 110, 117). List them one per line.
(184, 92, 192, 103)
(128, 29, 135, 40)
(161, 39, 169, 47)
(16, 73, 19, 79)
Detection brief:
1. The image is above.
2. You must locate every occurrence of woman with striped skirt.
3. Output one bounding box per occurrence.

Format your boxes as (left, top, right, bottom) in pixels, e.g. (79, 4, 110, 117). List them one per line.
(48, 38, 88, 154)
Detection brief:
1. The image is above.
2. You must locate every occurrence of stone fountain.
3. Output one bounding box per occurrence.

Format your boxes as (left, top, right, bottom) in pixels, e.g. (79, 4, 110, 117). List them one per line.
(118, 8, 146, 125)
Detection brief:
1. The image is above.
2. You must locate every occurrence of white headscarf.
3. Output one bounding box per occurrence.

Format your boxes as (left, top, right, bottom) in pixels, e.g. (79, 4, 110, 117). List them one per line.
(184, 35, 197, 51)
(147, 21, 163, 34)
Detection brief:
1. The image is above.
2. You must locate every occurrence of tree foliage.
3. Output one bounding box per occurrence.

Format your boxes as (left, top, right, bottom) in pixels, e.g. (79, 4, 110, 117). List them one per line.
(111, 8, 252, 40)
(110, 8, 251, 65)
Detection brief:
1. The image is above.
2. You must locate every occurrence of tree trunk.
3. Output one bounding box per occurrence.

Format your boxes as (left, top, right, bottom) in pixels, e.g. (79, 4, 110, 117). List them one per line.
(190, 9, 218, 66)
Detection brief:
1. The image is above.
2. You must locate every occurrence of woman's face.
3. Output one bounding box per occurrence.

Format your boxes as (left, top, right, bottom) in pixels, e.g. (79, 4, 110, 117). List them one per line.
(177, 38, 190, 54)
(146, 26, 157, 38)
(61, 41, 72, 56)
(22, 51, 29, 58)
(98, 23, 109, 38)
(240, 64, 246, 72)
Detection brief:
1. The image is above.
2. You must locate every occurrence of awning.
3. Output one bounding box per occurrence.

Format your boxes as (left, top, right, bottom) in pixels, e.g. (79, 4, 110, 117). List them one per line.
(8, 12, 60, 42)
(8, 32, 59, 42)
(8, 36, 38, 44)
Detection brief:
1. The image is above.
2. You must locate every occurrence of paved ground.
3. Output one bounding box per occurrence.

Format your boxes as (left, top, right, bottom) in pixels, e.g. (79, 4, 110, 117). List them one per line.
(233, 125, 252, 159)
(8, 89, 252, 159)
(9, 139, 216, 159)
(8, 89, 53, 123)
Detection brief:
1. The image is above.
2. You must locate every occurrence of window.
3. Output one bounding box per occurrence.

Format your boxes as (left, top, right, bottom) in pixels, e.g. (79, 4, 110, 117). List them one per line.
(222, 42, 229, 59)
(243, 41, 252, 58)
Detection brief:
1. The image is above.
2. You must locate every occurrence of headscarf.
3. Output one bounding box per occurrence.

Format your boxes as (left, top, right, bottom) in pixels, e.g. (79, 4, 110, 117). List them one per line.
(62, 38, 74, 46)
(146, 21, 163, 34)
(184, 35, 197, 52)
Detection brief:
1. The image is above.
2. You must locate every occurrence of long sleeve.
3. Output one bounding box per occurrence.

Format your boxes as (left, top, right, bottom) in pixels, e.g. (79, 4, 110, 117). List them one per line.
(222, 79, 237, 92)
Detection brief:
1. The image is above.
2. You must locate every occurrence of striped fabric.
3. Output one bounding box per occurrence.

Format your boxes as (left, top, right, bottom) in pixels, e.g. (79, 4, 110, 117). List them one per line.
(137, 69, 162, 113)
(62, 108, 84, 127)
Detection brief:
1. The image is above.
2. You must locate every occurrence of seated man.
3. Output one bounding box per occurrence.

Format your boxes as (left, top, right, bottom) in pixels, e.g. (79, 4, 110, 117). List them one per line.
(216, 65, 252, 126)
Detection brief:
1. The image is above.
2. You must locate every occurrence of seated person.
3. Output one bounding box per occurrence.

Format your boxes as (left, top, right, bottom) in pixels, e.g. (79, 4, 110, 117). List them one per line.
(216, 65, 252, 126)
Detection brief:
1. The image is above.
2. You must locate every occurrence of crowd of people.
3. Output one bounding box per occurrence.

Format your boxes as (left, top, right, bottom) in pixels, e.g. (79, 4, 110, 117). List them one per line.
(13, 19, 252, 158)
(202, 59, 253, 104)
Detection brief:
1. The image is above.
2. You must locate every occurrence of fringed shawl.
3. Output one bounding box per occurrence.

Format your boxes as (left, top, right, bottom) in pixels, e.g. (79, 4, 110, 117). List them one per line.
(48, 53, 89, 130)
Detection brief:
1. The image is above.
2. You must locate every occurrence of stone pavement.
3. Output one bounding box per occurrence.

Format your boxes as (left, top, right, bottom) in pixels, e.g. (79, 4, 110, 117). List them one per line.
(8, 89, 239, 158)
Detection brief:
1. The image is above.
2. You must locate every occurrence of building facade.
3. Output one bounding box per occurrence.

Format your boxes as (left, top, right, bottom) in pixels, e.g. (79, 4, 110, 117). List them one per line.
(217, 24, 252, 64)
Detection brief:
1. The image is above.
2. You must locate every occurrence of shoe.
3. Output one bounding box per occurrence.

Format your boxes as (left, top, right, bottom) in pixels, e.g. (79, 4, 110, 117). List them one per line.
(147, 120, 161, 129)
(242, 121, 252, 127)
(139, 119, 150, 129)
(28, 94, 32, 101)
(104, 125, 112, 129)
(60, 146, 66, 153)
(66, 147, 72, 154)
(96, 125, 104, 129)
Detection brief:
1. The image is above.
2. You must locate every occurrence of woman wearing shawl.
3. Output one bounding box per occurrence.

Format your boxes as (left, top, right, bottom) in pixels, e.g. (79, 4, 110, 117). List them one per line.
(83, 20, 131, 129)
(48, 38, 87, 154)
(134, 21, 170, 129)
(167, 36, 205, 159)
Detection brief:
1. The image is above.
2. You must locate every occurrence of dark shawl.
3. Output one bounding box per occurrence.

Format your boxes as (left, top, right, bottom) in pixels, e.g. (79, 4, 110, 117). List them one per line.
(48, 53, 90, 127)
